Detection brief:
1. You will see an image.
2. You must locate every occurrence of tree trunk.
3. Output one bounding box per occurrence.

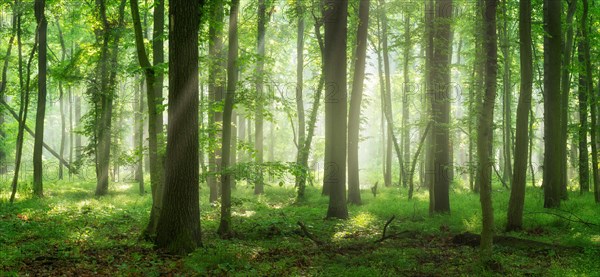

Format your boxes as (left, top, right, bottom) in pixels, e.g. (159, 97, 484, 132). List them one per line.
(208, 0, 225, 204)
(500, 0, 512, 185)
(477, 0, 497, 258)
(401, 14, 411, 189)
(542, 0, 562, 208)
(33, 0, 47, 197)
(57, 19, 67, 181)
(379, 0, 393, 188)
(559, 0, 577, 198)
(154, 0, 202, 254)
(254, 0, 267, 195)
(296, 20, 325, 199)
(323, 0, 349, 219)
(131, 0, 167, 235)
(577, 43, 589, 194)
(347, 0, 370, 205)
(94, 0, 126, 196)
(506, 0, 532, 232)
(295, 0, 306, 196)
(218, 0, 239, 238)
(135, 75, 145, 194)
(429, 0, 453, 213)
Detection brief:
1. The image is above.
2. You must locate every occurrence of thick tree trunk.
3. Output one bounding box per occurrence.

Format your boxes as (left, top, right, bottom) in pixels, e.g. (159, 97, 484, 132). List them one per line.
(154, 0, 202, 254)
(577, 42, 590, 194)
(324, 0, 349, 219)
(33, 0, 47, 197)
(429, 0, 453, 213)
(218, 0, 239, 238)
(559, 0, 577, 198)
(347, 0, 370, 205)
(542, 0, 562, 208)
(478, 0, 497, 257)
(254, 0, 267, 195)
(506, 0, 533, 232)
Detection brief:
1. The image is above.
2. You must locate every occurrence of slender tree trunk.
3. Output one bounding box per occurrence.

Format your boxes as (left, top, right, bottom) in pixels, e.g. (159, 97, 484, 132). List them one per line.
(56, 19, 67, 181)
(295, 1, 306, 196)
(324, 0, 349, 219)
(154, 0, 202, 254)
(577, 43, 589, 194)
(135, 75, 145, 194)
(559, 0, 577, 199)
(347, 0, 370, 205)
(297, 20, 325, 199)
(425, 0, 435, 212)
(506, 0, 532, 232)
(542, 0, 562, 208)
(218, 0, 239, 238)
(254, 0, 267, 195)
(500, 0, 512, 185)
(208, 0, 225, 204)
(33, 0, 47, 197)
(379, 0, 393, 187)
(401, 14, 411, 189)
(478, 0, 497, 258)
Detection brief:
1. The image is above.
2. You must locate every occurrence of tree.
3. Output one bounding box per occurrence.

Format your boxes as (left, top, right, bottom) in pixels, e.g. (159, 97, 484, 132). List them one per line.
(542, 0, 562, 208)
(93, 0, 126, 196)
(401, 12, 412, 189)
(500, 0, 512, 185)
(559, 0, 577, 198)
(32, 0, 47, 198)
(378, 0, 393, 188)
(477, 0, 497, 257)
(323, 0, 349, 219)
(154, 0, 202, 254)
(208, 0, 225, 204)
(429, 0, 453, 213)
(347, 0, 370, 205)
(130, 0, 166, 235)
(254, 0, 267, 195)
(577, 0, 589, 194)
(294, 0, 306, 197)
(218, 0, 240, 238)
(506, 0, 533, 232)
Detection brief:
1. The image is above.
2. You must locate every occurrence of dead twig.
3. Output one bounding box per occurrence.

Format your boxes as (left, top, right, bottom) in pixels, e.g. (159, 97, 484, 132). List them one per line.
(524, 210, 600, 228)
(374, 215, 396, 243)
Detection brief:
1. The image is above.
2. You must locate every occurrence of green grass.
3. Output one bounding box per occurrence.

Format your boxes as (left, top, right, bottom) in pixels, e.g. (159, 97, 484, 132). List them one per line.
(1, 178, 599, 276)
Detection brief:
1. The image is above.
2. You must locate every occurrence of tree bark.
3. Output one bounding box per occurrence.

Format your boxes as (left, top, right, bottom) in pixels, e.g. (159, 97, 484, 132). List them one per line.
(542, 0, 562, 208)
(429, 0, 453, 213)
(254, 0, 267, 195)
(323, 0, 349, 219)
(33, 0, 47, 197)
(559, 0, 577, 198)
(218, 0, 239, 238)
(135, 75, 145, 194)
(500, 0, 512, 185)
(154, 0, 202, 254)
(477, 0, 497, 258)
(379, 0, 393, 188)
(506, 0, 532, 232)
(347, 0, 370, 205)
(401, 14, 411, 189)
(208, 0, 225, 204)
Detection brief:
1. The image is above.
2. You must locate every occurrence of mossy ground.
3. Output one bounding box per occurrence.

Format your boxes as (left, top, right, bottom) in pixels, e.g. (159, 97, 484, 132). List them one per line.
(1, 178, 599, 276)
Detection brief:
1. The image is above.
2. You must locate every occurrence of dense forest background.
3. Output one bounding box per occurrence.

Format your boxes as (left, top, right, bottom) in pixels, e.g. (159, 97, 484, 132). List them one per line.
(0, 0, 599, 275)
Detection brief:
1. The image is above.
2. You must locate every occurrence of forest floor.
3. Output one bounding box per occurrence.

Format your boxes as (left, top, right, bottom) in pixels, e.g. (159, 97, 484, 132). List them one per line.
(1, 179, 599, 276)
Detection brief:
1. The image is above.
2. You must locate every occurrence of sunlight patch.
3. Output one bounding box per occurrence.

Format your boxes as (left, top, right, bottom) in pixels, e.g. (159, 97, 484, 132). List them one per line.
(233, 210, 256, 217)
(591, 235, 600, 243)
(115, 183, 132, 191)
(350, 212, 375, 229)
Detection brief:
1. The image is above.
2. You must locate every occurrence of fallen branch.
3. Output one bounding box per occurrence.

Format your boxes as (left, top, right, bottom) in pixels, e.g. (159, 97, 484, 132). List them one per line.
(452, 232, 584, 253)
(524, 210, 600, 228)
(297, 221, 324, 246)
(374, 215, 396, 243)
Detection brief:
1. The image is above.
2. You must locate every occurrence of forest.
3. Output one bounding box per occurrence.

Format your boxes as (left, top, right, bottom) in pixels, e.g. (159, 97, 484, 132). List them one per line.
(0, 0, 599, 275)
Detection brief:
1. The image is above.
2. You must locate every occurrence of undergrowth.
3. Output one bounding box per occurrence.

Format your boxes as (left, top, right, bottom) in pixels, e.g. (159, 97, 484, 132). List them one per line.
(0, 178, 599, 276)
